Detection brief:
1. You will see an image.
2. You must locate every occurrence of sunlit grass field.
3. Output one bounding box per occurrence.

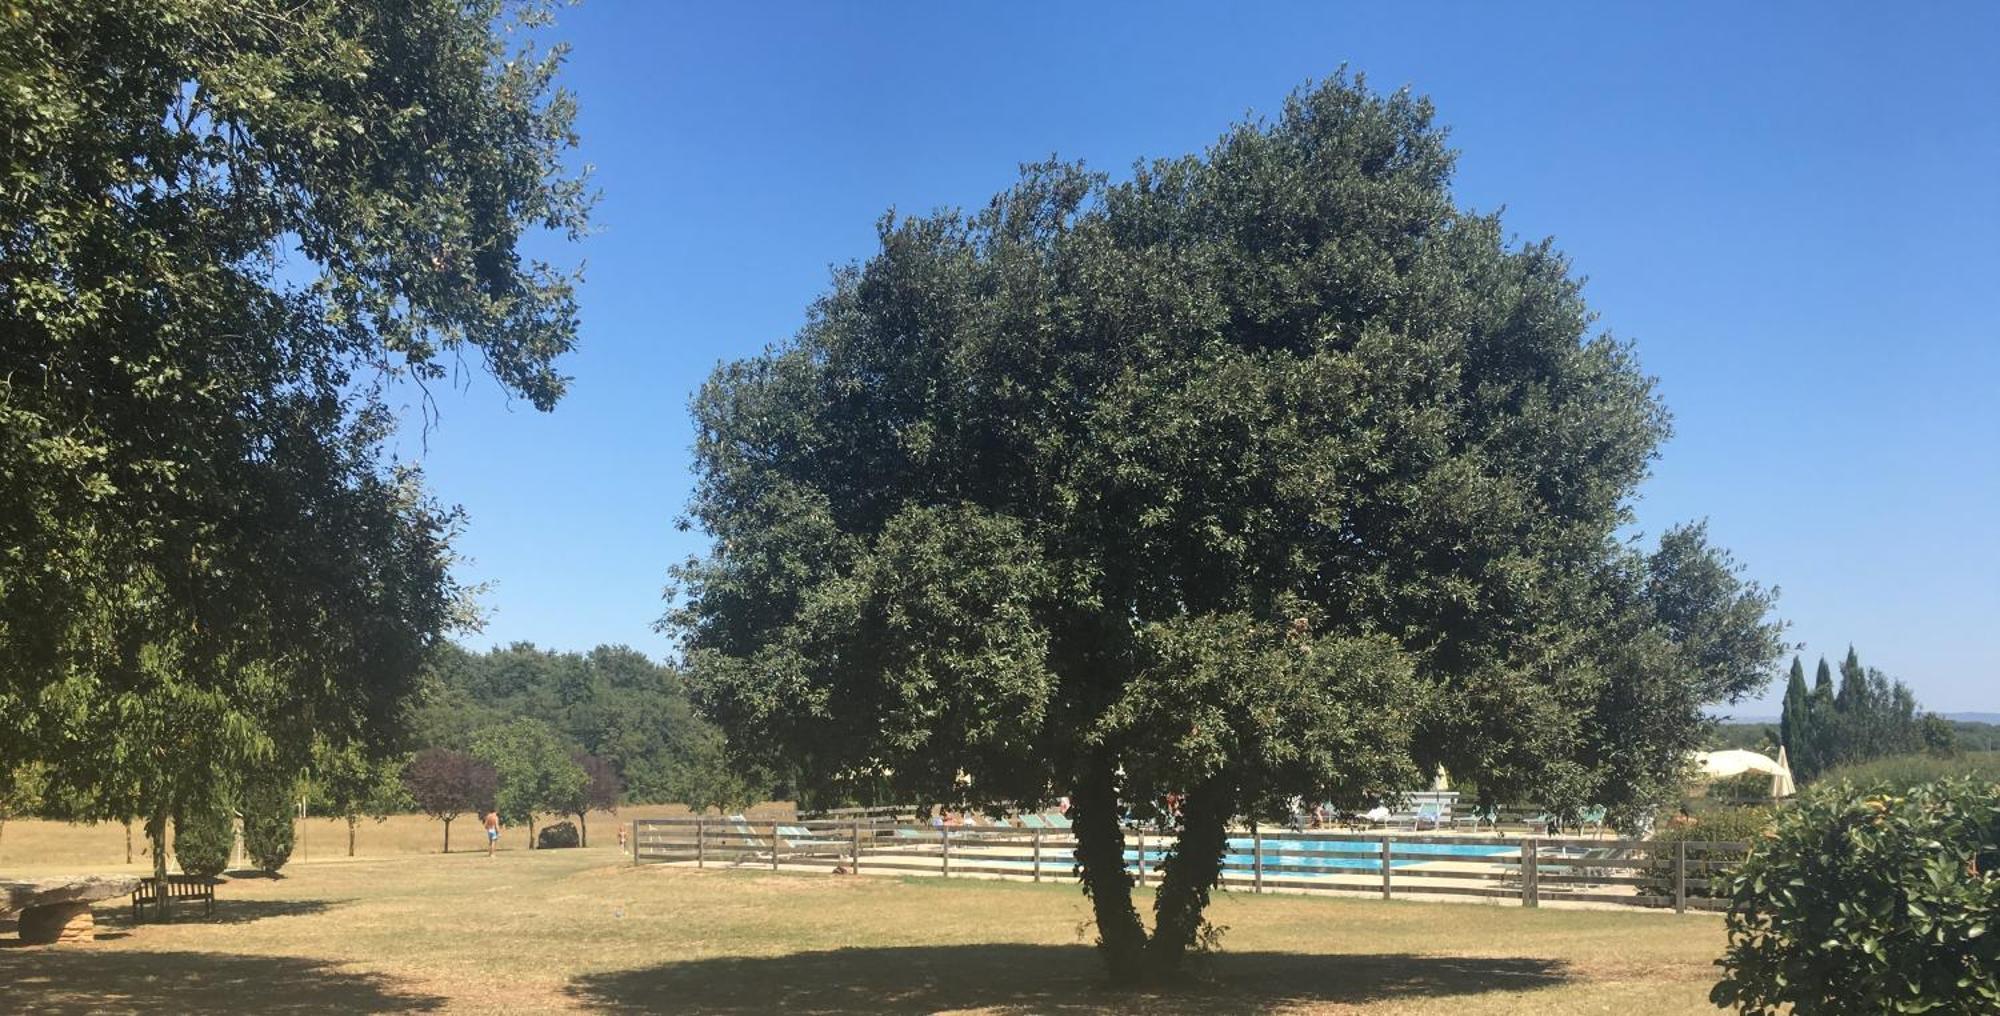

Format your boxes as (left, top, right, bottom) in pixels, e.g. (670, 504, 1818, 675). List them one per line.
(1, 843, 1731, 1014)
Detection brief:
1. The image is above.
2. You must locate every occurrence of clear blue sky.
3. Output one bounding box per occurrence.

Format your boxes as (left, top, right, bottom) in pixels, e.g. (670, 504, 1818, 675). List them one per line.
(397, 2, 1998, 715)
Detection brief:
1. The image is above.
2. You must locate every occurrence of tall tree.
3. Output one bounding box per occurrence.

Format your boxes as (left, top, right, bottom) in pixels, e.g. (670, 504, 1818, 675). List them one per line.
(0, 0, 588, 831)
(672, 75, 1785, 981)
(1779, 656, 1816, 779)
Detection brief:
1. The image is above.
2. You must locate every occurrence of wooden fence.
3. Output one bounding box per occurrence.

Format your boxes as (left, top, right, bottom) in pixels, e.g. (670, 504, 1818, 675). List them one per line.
(631, 818, 1747, 914)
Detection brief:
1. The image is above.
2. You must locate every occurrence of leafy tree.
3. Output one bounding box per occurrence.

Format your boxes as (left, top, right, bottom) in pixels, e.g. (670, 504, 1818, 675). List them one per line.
(671, 75, 1785, 980)
(0, 0, 587, 843)
(1712, 778, 2000, 1014)
(471, 719, 585, 849)
(310, 741, 410, 857)
(242, 774, 297, 875)
(1922, 714, 1960, 757)
(403, 748, 499, 853)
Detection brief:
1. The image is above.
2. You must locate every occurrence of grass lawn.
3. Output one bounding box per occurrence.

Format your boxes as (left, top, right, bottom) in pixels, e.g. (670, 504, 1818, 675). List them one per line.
(1, 848, 1731, 1014)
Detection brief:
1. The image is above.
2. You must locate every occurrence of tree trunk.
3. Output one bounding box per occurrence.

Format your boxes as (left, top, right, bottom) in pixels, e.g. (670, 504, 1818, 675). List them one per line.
(125, 819, 133, 865)
(347, 814, 357, 856)
(578, 811, 588, 847)
(1071, 757, 1149, 983)
(146, 803, 171, 921)
(1147, 779, 1235, 973)
(527, 819, 535, 849)
(443, 816, 452, 854)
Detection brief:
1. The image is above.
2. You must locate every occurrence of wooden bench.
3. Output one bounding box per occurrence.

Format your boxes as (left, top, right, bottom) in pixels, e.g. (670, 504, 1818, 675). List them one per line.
(132, 875, 216, 922)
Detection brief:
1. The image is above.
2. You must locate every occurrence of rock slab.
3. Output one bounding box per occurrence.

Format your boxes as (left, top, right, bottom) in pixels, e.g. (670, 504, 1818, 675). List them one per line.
(4, 876, 141, 945)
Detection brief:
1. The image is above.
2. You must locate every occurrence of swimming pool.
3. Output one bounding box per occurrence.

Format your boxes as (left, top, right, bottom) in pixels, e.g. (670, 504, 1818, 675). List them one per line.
(1121, 837, 1522, 876)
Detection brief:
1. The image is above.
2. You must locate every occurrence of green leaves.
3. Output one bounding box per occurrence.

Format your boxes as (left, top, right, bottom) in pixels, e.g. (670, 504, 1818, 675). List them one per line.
(1713, 778, 2000, 1014)
(0, 0, 587, 821)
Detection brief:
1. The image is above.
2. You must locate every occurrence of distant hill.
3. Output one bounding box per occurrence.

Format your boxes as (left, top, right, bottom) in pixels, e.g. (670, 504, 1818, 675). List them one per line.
(1944, 712, 2000, 724)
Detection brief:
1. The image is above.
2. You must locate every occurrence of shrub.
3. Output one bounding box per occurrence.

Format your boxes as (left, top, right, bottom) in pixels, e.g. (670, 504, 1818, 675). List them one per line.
(173, 794, 235, 878)
(1642, 806, 1771, 900)
(1711, 777, 2000, 1014)
(536, 820, 580, 849)
(242, 779, 295, 874)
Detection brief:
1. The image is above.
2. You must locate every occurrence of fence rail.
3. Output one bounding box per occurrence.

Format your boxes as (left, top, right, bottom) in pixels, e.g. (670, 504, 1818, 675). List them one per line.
(631, 818, 1747, 914)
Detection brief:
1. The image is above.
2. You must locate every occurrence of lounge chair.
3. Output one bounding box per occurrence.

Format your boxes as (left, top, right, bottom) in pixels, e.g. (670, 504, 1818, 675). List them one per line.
(1019, 814, 1049, 829)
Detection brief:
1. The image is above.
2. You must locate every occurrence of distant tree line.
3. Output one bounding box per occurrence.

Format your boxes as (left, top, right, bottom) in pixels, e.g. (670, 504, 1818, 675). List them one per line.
(406, 643, 765, 828)
(1777, 647, 1956, 782)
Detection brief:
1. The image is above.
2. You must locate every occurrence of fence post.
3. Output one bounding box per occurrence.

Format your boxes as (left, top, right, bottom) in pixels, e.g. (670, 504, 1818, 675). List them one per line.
(1032, 827, 1043, 882)
(696, 819, 705, 869)
(941, 825, 951, 878)
(1674, 839, 1687, 914)
(1136, 828, 1147, 887)
(1253, 825, 1264, 894)
(1379, 835, 1392, 900)
(852, 821, 862, 874)
(631, 820, 640, 865)
(771, 821, 781, 871)
(1522, 838, 1539, 908)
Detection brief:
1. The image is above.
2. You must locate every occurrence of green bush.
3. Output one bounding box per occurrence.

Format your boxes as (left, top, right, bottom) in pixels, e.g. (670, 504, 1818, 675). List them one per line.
(1711, 777, 2000, 1014)
(1641, 806, 1770, 900)
(173, 794, 235, 878)
(242, 779, 295, 874)
(536, 820, 580, 849)
(1816, 751, 2000, 792)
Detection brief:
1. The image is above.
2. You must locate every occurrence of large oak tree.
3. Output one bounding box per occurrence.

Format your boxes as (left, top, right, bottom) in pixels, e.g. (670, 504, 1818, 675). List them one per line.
(670, 76, 1784, 980)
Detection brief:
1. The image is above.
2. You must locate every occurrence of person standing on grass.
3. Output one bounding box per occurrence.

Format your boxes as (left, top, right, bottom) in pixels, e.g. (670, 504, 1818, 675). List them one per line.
(483, 810, 501, 857)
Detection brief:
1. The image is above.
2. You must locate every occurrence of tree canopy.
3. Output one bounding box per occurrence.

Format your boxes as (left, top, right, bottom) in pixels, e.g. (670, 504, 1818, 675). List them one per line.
(671, 74, 1786, 980)
(0, 0, 589, 854)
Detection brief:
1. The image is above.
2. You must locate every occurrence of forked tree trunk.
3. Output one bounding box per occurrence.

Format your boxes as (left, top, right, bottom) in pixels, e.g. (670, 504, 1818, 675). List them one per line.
(1071, 757, 1148, 983)
(1147, 779, 1235, 972)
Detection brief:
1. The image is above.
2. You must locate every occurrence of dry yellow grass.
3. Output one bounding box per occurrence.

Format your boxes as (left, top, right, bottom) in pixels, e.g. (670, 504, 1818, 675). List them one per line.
(0, 844, 1732, 1014)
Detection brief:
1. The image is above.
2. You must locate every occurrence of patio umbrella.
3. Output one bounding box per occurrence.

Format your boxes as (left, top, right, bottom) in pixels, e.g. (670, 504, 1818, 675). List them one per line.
(1771, 745, 1797, 798)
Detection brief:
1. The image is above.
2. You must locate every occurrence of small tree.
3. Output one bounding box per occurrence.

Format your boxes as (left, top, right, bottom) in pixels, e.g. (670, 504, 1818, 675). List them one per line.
(242, 774, 296, 874)
(472, 719, 585, 849)
(552, 753, 622, 847)
(1712, 778, 2000, 1014)
(404, 748, 499, 853)
(312, 741, 410, 857)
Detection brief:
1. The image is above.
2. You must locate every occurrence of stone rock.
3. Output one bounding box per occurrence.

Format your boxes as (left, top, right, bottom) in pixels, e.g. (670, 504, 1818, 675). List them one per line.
(18, 901, 94, 944)
(3, 875, 142, 914)
(4, 876, 141, 945)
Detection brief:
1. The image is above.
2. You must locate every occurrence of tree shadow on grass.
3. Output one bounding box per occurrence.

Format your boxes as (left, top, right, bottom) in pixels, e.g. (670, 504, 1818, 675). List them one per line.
(0, 949, 446, 1014)
(565, 944, 1570, 1014)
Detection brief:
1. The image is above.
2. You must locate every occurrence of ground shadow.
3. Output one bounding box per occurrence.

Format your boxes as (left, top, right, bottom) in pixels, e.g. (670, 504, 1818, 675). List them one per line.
(96, 897, 342, 929)
(0, 949, 446, 1013)
(565, 944, 1570, 1014)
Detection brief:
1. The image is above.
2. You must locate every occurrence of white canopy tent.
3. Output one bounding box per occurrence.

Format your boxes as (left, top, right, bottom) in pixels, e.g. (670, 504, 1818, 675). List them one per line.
(1694, 748, 1796, 799)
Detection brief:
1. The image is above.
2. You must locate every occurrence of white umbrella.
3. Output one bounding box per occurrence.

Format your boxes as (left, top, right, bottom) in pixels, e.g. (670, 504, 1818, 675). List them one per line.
(1431, 765, 1451, 792)
(1771, 745, 1797, 798)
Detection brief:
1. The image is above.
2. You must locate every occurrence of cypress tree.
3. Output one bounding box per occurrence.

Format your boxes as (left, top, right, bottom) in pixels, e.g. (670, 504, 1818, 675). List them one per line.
(1779, 656, 1814, 778)
(1809, 657, 1839, 769)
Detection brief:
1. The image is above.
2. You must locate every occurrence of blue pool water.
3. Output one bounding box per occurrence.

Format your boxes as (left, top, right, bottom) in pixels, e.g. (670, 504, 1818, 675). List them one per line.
(1118, 837, 1520, 876)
